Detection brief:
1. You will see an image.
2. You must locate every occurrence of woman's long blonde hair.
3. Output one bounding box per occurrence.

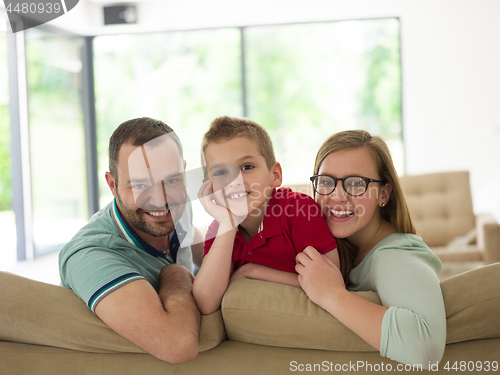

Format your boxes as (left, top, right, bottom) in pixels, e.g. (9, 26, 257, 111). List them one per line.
(314, 130, 415, 282)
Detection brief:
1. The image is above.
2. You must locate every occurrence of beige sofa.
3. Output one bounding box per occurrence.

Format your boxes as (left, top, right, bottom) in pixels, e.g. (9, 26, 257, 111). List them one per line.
(399, 171, 500, 264)
(1, 261, 500, 375)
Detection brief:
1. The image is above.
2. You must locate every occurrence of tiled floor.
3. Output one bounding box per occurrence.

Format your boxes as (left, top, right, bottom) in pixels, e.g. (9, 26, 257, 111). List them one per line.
(2, 251, 61, 285)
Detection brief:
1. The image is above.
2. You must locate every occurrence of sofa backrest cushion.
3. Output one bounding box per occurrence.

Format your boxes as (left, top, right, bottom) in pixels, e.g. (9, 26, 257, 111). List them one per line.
(222, 263, 500, 350)
(399, 171, 475, 247)
(223, 279, 379, 351)
(440, 262, 500, 343)
(2, 262, 499, 355)
(0, 272, 225, 353)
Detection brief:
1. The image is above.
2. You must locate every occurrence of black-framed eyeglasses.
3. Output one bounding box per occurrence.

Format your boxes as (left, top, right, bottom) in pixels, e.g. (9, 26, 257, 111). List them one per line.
(309, 175, 385, 197)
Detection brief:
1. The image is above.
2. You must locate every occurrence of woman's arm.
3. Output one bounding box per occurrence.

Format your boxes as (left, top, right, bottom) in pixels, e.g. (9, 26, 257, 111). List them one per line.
(316, 289, 388, 351)
(296, 247, 388, 350)
(368, 248, 446, 365)
(296, 246, 446, 366)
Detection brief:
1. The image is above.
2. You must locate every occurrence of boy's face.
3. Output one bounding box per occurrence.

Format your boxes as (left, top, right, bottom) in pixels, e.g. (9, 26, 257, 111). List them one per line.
(204, 137, 282, 219)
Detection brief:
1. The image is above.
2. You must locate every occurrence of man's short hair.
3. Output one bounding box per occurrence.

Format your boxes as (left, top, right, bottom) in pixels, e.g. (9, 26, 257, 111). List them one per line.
(201, 116, 276, 170)
(108, 117, 183, 183)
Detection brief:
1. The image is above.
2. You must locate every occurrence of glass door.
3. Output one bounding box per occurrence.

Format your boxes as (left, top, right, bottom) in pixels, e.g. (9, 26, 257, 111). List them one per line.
(25, 28, 88, 257)
(0, 20, 17, 267)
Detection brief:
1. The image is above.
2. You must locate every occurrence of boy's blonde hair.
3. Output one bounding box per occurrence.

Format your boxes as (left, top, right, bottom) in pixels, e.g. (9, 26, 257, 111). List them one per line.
(314, 130, 416, 281)
(202, 116, 276, 170)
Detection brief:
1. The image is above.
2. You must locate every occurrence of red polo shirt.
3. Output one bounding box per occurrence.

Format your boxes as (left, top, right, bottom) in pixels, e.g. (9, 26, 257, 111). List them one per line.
(203, 187, 337, 273)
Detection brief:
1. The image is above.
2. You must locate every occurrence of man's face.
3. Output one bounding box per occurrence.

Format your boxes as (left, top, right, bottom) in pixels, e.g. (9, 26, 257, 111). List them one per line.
(110, 137, 187, 239)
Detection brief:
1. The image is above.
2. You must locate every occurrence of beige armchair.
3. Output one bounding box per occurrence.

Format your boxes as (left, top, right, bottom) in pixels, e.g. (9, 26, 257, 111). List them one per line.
(289, 170, 500, 265)
(399, 171, 500, 264)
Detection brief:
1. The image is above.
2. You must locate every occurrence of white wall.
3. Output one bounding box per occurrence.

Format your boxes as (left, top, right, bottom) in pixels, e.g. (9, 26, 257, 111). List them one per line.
(399, 0, 500, 222)
(48, 0, 500, 221)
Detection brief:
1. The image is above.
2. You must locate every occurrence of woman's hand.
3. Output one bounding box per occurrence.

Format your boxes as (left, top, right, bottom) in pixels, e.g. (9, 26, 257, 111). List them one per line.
(295, 246, 346, 308)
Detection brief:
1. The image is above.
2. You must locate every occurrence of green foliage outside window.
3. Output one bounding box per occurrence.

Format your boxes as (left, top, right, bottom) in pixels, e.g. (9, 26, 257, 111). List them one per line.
(1, 18, 402, 214)
(94, 29, 242, 206)
(0, 108, 11, 212)
(94, 18, 402, 196)
(246, 19, 403, 181)
(357, 21, 402, 137)
(25, 30, 87, 222)
(0, 35, 11, 212)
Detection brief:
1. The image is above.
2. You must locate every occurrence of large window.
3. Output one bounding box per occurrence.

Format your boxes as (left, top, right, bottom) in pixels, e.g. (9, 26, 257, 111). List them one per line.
(0, 23, 16, 267)
(3, 16, 403, 263)
(94, 29, 243, 207)
(246, 19, 403, 183)
(25, 28, 88, 256)
(94, 19, 402, 217)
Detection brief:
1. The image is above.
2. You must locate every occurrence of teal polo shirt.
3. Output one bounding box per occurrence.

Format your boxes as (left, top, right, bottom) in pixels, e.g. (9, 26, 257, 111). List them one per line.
(59, 199, 193, 312)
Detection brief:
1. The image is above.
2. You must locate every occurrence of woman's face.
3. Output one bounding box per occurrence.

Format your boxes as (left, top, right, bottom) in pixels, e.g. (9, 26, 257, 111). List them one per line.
(316, 147, 390, 244)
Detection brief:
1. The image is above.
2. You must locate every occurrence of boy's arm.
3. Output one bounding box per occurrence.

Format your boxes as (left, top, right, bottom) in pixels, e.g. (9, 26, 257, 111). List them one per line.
(191, 226, 205, 267)
(228, 247, 339, 287)
(192, 224, 237, 314)
(194, 180, 240, 314)
(230, 263, 301, 287)
(323, 248, 340, 269)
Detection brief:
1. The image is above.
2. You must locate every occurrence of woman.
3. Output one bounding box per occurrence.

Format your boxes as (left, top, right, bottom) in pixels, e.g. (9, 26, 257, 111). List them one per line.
(295, 130, 446, 366)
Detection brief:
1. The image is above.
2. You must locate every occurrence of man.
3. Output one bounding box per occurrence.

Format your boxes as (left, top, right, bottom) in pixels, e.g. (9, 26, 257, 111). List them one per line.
(59, 117, 200, 364)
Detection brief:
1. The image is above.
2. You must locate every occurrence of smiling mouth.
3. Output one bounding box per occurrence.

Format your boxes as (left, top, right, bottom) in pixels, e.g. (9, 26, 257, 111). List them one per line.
(227, 192, 249, 200)
(145, 209, 170, 217)
(330, 209, 355, 218)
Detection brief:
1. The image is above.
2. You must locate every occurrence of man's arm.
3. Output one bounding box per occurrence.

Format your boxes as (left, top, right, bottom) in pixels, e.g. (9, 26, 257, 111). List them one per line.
(95, 264, 200, 364)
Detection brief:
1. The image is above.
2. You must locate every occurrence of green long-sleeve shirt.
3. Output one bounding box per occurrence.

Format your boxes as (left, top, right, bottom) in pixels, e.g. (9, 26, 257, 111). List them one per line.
(348, 233, 446, 367)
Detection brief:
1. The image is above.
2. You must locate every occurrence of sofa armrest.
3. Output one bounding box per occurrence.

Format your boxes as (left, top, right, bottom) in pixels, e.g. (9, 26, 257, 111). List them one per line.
(476, 213, 500, 263)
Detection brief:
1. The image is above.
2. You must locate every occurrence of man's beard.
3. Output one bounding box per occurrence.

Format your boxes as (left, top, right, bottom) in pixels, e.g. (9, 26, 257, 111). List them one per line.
(116, 193, 175, 238)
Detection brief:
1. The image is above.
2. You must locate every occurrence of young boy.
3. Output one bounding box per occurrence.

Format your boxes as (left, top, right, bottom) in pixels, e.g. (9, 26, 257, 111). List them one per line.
(192, 116, 339, 314)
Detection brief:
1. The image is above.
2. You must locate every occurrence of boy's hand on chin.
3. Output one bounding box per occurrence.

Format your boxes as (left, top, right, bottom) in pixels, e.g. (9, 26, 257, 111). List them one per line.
(198, 180, 238, 227)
